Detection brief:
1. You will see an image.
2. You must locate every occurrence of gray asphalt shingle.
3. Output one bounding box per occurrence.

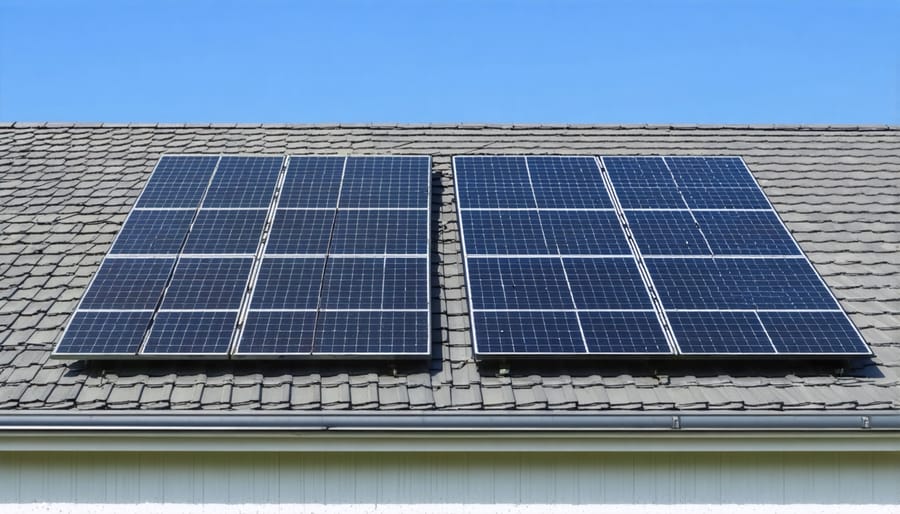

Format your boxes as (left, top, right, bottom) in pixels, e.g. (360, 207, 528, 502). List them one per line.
(0, 123, 898, 412)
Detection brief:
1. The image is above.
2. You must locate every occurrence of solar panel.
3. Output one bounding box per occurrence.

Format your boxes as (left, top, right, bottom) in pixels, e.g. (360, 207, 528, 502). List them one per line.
(455, 156, 669, 356)
(602, 155, 870, 357)
(56, 154, 432, 360)
(159, 257, 253, 310)
(456, 154, 870, 358)
(109, 209, 195, 255)
(183, 209, 268, 255)
(142, 311, 236, 356)
(235, 154, 432, 358)
(134, 155, 218, 209)
(201, 156, 283, 209)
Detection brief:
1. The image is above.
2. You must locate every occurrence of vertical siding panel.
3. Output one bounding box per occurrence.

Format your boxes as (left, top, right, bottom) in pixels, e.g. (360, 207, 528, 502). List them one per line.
(2, 450, 900, 505)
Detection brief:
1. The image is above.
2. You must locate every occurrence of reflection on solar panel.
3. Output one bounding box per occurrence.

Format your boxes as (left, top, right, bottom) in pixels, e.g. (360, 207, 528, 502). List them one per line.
(54, 154, 432, 360)
(455, 156, 670, 356)
(455, 155, 870, 358)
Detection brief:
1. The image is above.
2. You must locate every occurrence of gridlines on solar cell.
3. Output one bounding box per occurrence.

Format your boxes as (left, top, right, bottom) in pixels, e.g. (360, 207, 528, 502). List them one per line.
(603, 156, 677, 188)
(474, 311, 585, 354)
(564, 258, 654, 310)
(279, 156, 344, 208)
(541, 210, 631, 255)
(238, 311, 315, 354)
(339, 156, 430, 208)
(759, 311, 870, 354)
(681, 187, 770, 209)
(55, 311, 154, 355)
(454, 156, 535, 208)
(159, 257, 253, 310)
(625, 210, 710, 256)
(580, 311, 670, 353)
(265, 209, 335, 255)
(694, 210, 800, 256)
(142, 311, 236, 355)
(183, 209, 268, 254)
(330, 209, 427, 255)
(314, 311, 429, 354)
(668, 311, 775, 354)
(320, 257, 427, 310)
(250, 257, 325, 310)
(613, 186, 688, 209)
(79, 257, 176, 310)
(467, 257, 573, 310)
(110, 209, 195, 255)
(135, 155, 218, 208)
(664, 156, 758, 188)
(646, 257, 840, 310)
(460, 210, 548, 255)
(527, 156, 612, 208)
(201, 156, 283, 208)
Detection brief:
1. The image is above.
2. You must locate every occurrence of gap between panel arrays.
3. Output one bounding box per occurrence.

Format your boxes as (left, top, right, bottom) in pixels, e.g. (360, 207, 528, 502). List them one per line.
(52, 154, 431, 360)
(453, 155, 871, 358)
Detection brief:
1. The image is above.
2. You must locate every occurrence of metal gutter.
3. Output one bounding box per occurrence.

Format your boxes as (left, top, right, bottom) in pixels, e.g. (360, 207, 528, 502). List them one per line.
(1, 412, 899, 452)
(1, 411, 900, 431)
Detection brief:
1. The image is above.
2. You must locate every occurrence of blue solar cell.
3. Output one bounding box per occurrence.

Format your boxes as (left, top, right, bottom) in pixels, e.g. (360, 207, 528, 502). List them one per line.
(340, 156, 430, 208)
(564, 258, 654, 309)
(646, 257, 840, 310)
(665, 156, 758, 188)
(80, 257, 175, 310)
(160, 257, 252, 310)
(183, 209, 267, 254)
(626, 210, 710, 256)
(313, 310, 429, 354)
(669, 311, 775, 354)
(238, 310, 315, 354)
(201, 156, 283, 208)
(455, 156, 535, 209)
(320, 257, 427, 309)
(279, 156, 344, 208)
(759, 311, 870, 354)
(110, 210, 195, 255)
(541, 210, 631, 255)
(460, 210, 548, 255)
(55, 311, 153, 355)
(527, 156, 612, 208)
(330, 209, 427, 255)
(467, 257, 573, 310)
(142, 311, 236, 354)
(682, 187, 770, 210)
(614, 187, 688, 209)
(474, 311, 584, 353)
(695, 210, 800, 256)
(135, 155, 218, 209)
(250, 257, 325, 310)
(266, 209, 335, 255)
(580, 311, 670, 353)
(603, 156, 677, 188)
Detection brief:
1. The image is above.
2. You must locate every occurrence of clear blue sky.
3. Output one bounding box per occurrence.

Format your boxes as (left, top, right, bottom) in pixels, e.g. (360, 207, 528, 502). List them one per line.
(1, 0, 898, 124)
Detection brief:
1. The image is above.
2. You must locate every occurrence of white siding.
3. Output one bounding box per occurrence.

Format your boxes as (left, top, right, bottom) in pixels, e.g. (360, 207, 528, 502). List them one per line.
(1, 451, 899, 506)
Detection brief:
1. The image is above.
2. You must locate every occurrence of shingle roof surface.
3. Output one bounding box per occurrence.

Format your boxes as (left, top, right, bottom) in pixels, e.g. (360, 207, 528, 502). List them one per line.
(1, 123, 898, 411)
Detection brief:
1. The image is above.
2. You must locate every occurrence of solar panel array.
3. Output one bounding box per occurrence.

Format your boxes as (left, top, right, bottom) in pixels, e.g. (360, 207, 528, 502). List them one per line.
(54, 155, 431, 359)
(454, 155, 871, 358)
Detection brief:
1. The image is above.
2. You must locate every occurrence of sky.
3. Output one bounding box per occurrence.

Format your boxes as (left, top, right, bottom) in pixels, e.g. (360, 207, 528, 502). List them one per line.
(1, 0, 898, 124)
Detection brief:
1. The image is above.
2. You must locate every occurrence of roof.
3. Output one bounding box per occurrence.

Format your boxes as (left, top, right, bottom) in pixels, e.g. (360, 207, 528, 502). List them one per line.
(0, 122, 898, 412)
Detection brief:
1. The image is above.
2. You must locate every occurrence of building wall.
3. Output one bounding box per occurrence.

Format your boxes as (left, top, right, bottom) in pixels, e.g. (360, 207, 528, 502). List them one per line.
(1, 451, 899, 508)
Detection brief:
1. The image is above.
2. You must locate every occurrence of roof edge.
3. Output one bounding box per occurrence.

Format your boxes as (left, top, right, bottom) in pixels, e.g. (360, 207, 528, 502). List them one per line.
(5, 121, 900, 130)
